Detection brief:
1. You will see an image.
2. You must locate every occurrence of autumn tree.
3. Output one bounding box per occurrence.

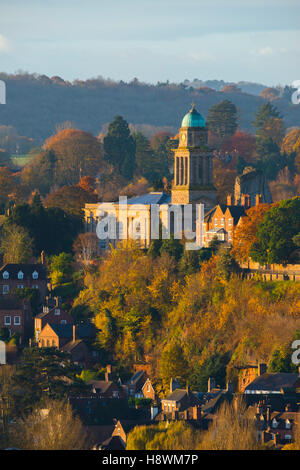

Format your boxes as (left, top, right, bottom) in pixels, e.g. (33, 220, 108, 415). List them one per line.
(45, 184, 98, 216)
(73, 232, 100, 264)
(160, 342, 188, 391)
(12, 399, 88, 450)
(44, 129, 105, 186)
(0, 223, 33, 263)
(231, 203, 272, 262)
(199, 397, 258, 450)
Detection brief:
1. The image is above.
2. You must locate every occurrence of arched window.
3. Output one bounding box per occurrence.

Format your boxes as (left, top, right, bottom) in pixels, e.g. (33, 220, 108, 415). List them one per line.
(18, 271, 24, 280)
(32, 271, 39, 280)
(3, 271, 9, 280)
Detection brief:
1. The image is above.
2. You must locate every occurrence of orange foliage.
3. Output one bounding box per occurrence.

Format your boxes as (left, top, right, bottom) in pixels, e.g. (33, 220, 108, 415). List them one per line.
(231, 203, 274, 262)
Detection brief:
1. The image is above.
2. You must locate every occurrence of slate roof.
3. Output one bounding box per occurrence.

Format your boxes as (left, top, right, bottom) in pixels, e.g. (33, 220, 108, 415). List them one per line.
(0, 263, 47, 280)
(47, 323, 94, 339)
(204, 204, 246, 224)
(61, 339, 85, 352)
(87, 380, 115, 394)
(126, 192, 171, 205)
(245, 373, 300, 392)
(163, 389, 189, 402)
(126, 370, 145, 386)
(100, 435, 125, 450)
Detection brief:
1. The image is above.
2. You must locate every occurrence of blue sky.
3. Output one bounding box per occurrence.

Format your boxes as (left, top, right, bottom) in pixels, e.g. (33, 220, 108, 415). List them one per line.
(0, 0, 299, 85)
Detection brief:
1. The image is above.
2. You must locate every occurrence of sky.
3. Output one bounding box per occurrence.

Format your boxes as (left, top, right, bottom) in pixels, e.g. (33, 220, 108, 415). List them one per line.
(0, 0, 299, 86)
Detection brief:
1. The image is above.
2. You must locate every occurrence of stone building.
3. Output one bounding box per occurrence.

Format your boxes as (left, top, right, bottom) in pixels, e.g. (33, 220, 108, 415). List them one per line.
(84, 105, 216, 250)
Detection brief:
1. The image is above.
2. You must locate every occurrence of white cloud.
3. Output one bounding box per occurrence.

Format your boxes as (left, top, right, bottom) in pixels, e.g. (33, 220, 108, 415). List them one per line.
(0, 34, 11, 52)
(251, 46, 274, 56)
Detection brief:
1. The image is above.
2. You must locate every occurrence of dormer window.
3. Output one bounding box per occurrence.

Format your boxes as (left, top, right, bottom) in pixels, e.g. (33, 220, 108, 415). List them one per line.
(32, 271, 39, 280)
(18, 271, 24, 280)
(3, 271, 9, 280)
(54, 309, 60, 315)
(286, 419, 291, 429)
(272, 418, 278, 428)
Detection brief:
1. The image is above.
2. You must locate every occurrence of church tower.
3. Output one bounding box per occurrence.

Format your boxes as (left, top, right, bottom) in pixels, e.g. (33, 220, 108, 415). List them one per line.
(171, 104, 216, 208)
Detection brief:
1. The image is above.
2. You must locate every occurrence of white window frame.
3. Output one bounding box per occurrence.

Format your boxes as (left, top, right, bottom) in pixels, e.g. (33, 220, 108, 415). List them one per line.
(18, 271, 24, 280)
(4, 316, 11, 325)
(32, 271, 39, 280)
(14, 316, 21, 325)
(3, 271, 9, 280)
(54, 309, 60, 315)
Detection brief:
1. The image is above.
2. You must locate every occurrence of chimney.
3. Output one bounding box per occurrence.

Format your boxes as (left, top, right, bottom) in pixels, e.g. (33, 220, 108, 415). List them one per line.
(105, 364, 113, 382)
(170, 378, 180, 393)
(208, 377, 216, 393)
(241, 194, 250, 208)
(54, 296, 59, 307)
(226, 381, 233, 393)
(258, 363, 267, 376)
(193, 405, 202, 421)
(255, 194, 262, 206)
(41, 250, 46, 265)
(72, 324, 76, 342)
(227, 194, 233, 206)
(266, 406, 270, 424)
(298, 366, 300, 377)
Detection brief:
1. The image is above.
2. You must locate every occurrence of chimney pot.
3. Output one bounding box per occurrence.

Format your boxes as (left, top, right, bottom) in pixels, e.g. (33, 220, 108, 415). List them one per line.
(72, 324, 76, 342)
(227, 194, 233, 206)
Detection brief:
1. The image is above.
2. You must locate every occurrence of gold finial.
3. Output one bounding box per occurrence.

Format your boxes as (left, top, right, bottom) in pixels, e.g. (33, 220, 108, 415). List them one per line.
(191, 102, 195, 111)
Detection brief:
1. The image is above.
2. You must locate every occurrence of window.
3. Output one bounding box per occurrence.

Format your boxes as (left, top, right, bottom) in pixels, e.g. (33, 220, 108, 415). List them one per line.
(18, 271, 24, 280)
(17, 285, 24, 289)
(221, 218, 225, 226)
(32, 271, 39, 280)
(4, 316, 11, 325)
(32, 285, 38, 289)
(54, 308, 60, 315)
(286, 420, 291, 429)
(272, 419, 278, 428)
(52, 340, 56, 347)
(3, 271, 9, 279)
(3, 285, 9, 294)
(228, 218, 232, 226)
(60, 320, 67, 325)
(214, 218, 218, 226)
(14, 316, 21, 325)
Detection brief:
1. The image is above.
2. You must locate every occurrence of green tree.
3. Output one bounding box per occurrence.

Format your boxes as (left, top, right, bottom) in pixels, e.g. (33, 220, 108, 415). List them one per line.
(104, 116, 135, 180)
(12, 347, 86, 413)
(49, 253, 74, 287)
(250, 197, 300, 264)
(207, 100, 237, 138)
(253, 102, 281, 137)
(216, 246, 240, 280)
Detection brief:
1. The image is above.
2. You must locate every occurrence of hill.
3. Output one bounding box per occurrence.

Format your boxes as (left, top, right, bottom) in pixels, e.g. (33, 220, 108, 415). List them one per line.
(0, 73, 299, 145)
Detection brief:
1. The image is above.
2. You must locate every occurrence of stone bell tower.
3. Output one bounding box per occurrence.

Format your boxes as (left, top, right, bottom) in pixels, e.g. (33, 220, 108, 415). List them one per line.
(171, 104, 216, 209)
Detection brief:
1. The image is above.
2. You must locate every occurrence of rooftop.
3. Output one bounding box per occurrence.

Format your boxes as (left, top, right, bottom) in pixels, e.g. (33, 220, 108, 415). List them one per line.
(181, 104, 205, 128)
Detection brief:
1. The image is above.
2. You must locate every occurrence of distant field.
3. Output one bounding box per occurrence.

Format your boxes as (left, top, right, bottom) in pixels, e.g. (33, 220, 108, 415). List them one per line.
(11, 154, 34, 168)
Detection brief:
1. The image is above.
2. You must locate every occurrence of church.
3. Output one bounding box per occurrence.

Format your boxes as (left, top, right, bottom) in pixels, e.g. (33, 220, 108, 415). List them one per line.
(84, 105, 217, 250)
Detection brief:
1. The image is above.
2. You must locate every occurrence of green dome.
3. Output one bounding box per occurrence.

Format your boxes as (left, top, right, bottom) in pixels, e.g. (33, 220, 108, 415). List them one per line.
(181, 104, 205, 128)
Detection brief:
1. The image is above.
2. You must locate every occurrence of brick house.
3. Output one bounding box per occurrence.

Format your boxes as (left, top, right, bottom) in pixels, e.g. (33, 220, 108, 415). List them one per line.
(203, 195, 247, 246)
(142, 378, 157, 401)
(0, 263, 48, 298)
(38, 323, 94, 348)
(125, 370, 148, 397)
(34, 301, 73, 342)
(0, 296, 32, 343)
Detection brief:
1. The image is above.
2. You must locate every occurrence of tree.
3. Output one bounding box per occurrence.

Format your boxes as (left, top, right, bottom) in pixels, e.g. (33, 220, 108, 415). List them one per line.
(21, 149, 56, 195)
(12, 399, 88, 450)
(207, 100, 238, 139)
(127, 421, 201, 450)
(253, 102, 281, 137)
(73, 233, 100, 263)
(0, 223, 33, 263)
(160, 342, 188, 390)
(250, 197, 300, 264)
(44, 129, 105, 186)
(49, 253, 74, 287)
(231, 203, 272, 262)
(215, 246, 240, 280)
(104, 116, 135, 180)
(199, 397, 258, 450)
(7, 200, 82, 256)
(12, 347, 85, 412)
(45, 184, 98, 217)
